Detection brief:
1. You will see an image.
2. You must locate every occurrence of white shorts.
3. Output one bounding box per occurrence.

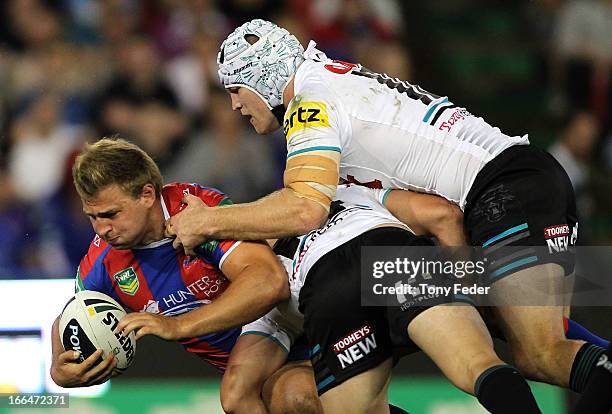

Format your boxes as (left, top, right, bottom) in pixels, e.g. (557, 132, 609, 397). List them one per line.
(241, 256, 304, 352)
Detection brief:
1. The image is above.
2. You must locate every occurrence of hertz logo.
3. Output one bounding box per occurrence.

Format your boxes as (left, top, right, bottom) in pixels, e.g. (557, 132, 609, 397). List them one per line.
(284, 101, 330, 140)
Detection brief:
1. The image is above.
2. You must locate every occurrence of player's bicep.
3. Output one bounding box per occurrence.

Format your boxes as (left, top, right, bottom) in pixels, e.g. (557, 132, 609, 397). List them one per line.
(219, 241, 285, 284)
(284, 99, 343, 163)
(284, 149, 340, 211)
(283, 93, 345, 211)
(284, 99, 337, 144)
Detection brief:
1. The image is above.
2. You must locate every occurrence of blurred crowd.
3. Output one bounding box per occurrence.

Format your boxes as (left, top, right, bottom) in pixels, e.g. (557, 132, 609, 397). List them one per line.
(0, 0, 404, 278)
(525, 0, 612, 242)
(0, 0, 609, 278)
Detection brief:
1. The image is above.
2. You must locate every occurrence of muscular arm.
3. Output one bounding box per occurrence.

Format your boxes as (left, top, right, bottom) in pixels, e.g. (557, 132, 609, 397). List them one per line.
(169, 148, 338, 253)
(384, 190, 467, 246)
(176, 241, 289, 336)
(117, 241, 290, 340)
(169, 188, 329, 255)
(202, 189, 327, 240)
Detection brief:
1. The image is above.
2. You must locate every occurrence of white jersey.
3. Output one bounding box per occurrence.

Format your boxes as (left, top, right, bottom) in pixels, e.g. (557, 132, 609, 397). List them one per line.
(242, 184, 410, 350)
(284, 44, 529, 209)
(289, 184, 408, 290)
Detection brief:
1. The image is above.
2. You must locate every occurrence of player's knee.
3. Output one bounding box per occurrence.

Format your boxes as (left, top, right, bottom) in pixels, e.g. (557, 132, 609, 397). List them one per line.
(264, 367, 322, 414)
(275, 390, 321, 414)
(512, 340, 565, 382)
(513, 348, 547, 381)
(220, 366, 262, 413)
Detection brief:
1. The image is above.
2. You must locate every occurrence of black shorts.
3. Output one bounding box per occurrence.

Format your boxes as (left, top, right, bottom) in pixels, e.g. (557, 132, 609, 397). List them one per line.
(298, 227, 465, 395)
(465, 145, 578, 282)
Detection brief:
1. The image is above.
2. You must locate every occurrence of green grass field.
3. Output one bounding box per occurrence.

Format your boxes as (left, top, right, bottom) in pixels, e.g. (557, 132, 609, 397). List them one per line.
(0, 377, 565, 414)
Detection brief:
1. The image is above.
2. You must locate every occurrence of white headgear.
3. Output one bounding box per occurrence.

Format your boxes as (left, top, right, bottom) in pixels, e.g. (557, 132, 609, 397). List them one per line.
(217, 19, 305, 110)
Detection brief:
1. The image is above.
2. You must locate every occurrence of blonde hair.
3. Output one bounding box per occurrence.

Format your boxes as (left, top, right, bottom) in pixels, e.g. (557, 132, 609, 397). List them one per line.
(72, 138, 162, 201)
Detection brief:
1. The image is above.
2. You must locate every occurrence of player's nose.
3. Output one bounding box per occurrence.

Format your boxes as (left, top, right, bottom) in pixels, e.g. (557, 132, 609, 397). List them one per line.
(93, 220, 113, 239)
(230, 93, 242, 111)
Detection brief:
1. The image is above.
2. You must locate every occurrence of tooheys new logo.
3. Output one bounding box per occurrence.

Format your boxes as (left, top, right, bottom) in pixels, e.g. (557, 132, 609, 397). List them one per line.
(333, 325, 377, 369)
(283, 100, 330, 140)
(543, 224, 577, 254)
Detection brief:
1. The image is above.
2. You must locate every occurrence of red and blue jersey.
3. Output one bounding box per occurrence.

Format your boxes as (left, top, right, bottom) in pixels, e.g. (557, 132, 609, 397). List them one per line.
(75, 183, 240, 372)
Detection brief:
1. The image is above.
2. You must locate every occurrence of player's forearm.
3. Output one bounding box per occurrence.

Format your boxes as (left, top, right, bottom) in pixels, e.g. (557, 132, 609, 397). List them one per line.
(175, 265, 289, 337)
(423, 200, 466, 246)
(205, 188, 328, 240)
(51, 317, 63, 362)
(433, 218, 467, 246)
(50, 317, 67, 385)
(385, 190, 466, 246)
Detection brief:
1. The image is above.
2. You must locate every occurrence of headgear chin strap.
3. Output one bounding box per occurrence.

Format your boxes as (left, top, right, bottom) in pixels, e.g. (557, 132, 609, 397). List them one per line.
(217, 19, 305, 110)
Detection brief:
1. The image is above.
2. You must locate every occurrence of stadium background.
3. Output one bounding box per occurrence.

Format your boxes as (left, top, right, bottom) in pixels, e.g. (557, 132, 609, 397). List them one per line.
(0, 0, 610, 413)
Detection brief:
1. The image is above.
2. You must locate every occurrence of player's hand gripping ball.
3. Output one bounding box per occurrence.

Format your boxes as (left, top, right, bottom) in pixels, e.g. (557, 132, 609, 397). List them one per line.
(59, 290, 136, 373)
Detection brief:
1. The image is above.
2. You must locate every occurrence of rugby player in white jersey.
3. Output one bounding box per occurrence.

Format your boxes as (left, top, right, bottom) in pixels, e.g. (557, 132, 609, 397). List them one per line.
(167, 19, 612, 413)
(127, 183, 542, 413)
(233, 184, 545, 414)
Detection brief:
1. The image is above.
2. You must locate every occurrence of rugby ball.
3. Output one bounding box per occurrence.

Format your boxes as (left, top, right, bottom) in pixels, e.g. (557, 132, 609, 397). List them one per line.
(59, 290, 136, 373)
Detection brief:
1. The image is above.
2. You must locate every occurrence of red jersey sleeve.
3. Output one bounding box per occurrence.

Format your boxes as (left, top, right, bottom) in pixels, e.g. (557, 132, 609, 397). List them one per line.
(163, 183, 240, 268)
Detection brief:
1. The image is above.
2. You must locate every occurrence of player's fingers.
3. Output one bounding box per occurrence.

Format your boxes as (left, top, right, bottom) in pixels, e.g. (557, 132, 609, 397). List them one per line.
(172, 237, 184, 252)
(182, 193, 200, 205)
(58, 350, 81, 363)
(119, 316, 151, 337)
(115, 313, 139, 333)
(80, 349, 104, 370)
(118, 320, 142, 337)
(87, 374, 112, 386)
(185, 244, 196, 256)
(84, 352, 114, 380)
(135, 326, 152, 340)
(164, 219, 175, 238)
(87, 356, 117, 386)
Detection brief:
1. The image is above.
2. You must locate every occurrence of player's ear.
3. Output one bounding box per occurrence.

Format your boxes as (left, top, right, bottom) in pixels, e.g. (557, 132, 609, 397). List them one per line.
(139, 183, 157, 207)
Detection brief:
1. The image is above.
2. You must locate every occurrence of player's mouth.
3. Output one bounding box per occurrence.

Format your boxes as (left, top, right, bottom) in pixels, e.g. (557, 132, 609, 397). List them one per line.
(107, 235, 120, 244)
